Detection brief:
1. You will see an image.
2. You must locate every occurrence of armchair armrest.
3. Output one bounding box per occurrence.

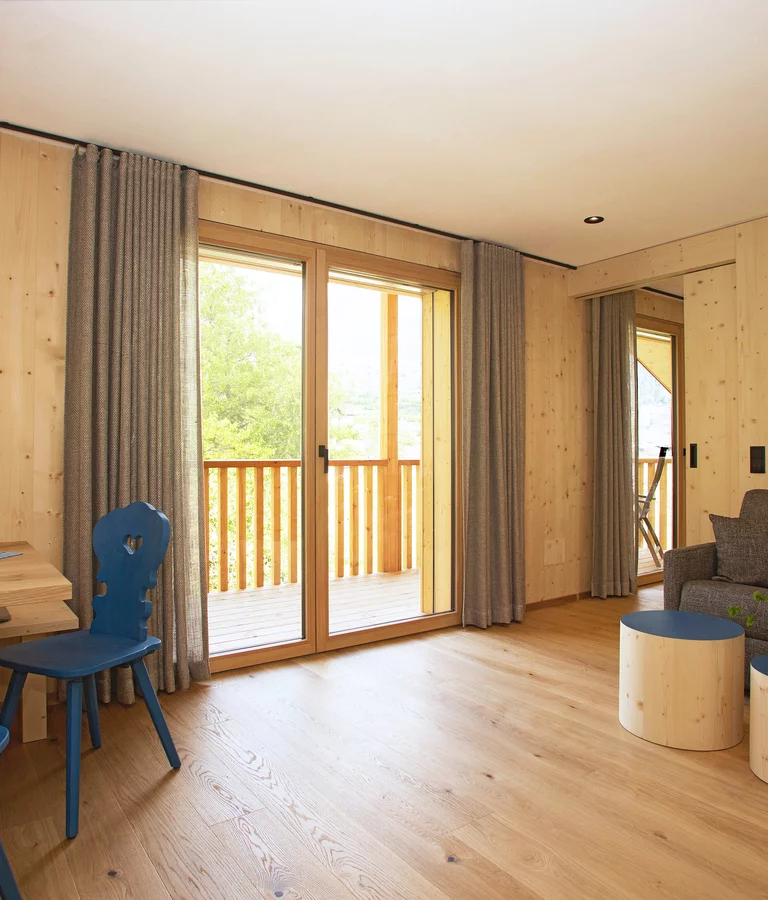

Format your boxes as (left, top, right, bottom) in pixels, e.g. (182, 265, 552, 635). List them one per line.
(663, 543, 717, 610)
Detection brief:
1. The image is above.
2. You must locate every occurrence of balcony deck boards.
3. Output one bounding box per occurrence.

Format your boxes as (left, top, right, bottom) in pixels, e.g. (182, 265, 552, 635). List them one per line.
(209, 569, 423, 655)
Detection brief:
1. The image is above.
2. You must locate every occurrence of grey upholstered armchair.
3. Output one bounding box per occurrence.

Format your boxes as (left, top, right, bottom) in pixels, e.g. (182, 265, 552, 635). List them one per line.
(664, 489, 768, 683)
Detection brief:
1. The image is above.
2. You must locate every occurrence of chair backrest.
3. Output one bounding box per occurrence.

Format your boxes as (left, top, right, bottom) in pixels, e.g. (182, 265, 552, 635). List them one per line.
(740, 490, 768, 522)
(91, 502, 170, 642)
(640, 447, 669, 515)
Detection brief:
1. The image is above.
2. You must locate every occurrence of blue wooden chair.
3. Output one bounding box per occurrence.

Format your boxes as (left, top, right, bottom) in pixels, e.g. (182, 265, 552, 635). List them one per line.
(0, 726, 22, 900)
(0, 502, 180, 839)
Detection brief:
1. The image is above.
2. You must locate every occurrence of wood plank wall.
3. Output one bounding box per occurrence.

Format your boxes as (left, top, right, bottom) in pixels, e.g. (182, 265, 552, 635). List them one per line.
(636, 289, 684, 324)
(524, 261, 593, 605)
(683, 266, 739, 543)
(199, 178, 462, 271)
(0, 131, 71, 568)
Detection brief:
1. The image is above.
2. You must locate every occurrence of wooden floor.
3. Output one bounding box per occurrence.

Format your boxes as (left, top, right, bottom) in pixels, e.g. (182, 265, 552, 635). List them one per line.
(3, 583, 768, 899)
(209, 569, 422, 654)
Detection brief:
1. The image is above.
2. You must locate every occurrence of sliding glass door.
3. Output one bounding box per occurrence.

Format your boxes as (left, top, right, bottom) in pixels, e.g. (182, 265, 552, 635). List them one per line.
(320, 270, 455, 645)
(198, 224, 460, 669)
(199, 244, 311, 657)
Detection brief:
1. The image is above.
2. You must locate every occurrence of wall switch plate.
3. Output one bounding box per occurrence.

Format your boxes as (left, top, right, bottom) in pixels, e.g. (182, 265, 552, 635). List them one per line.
(750, 446, 766, 474)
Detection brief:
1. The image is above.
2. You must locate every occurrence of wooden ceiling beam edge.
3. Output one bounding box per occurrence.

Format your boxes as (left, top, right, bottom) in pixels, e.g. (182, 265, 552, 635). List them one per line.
(567, 225, 737, 299)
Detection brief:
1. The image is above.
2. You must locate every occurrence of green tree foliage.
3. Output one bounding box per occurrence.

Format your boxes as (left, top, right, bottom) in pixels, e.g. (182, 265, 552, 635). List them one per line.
(200, 262, 303, 460)
(200, 261, 361, 460)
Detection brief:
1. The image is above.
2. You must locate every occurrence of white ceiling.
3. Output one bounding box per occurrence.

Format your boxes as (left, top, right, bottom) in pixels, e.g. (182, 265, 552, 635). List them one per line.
(2, 0, 768, 266)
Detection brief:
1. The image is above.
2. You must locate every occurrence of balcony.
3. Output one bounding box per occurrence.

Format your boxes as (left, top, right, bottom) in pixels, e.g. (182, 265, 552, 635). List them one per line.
(204, 458, 423, 654)
(637, 454, 673, 575)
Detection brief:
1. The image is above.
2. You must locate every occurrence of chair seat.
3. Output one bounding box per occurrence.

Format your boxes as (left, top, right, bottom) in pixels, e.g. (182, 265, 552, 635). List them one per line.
(0, 726, 8, 754)
(0, 631, 161, 678)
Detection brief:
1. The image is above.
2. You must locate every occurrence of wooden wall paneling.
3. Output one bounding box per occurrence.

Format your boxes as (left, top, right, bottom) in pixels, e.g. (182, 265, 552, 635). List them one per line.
(199, 177, 462, 272)
(735, 219, 768, 501)
(0, 131, 71, 570)
(683, 266, 739, 544)
(0, 132, 38, 546)
(568, 226, 736, 298)
(635, 289, 684, 325)
(524, 261, 592, 606)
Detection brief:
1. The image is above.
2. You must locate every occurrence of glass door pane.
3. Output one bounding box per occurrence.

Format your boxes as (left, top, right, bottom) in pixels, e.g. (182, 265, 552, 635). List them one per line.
(637, 327, 675, 577)
(325, 271, 453, 635)
(199, 248, 306, 655)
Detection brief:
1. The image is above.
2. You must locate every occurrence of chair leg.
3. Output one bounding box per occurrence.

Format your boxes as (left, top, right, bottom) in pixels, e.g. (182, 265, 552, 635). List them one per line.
(131, 659, 181, 769)
(0, 837, 22, 900)
(65, 679, 83, 839)
(0, 671, 27, 731)
(83, 674, 102, 750)
(645, 520, 664, 563)
(639, 518, 661, 567)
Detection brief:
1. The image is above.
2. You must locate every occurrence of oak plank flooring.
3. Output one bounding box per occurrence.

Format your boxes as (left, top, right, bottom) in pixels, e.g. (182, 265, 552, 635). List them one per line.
(4, 584, 768, 899)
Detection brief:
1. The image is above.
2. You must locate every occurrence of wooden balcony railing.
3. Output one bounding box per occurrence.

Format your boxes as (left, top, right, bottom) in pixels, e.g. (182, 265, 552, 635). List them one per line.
(204, 459, 420, 593)
(637, 456, 673, 552)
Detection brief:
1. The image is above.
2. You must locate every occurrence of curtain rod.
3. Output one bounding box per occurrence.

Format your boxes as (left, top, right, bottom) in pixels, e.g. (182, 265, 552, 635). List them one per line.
(640, 286, 684, 301)
(0, 119, 576, 271)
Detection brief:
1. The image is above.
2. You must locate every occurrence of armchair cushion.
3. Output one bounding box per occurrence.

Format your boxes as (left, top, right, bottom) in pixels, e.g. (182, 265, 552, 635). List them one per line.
(663, 542, 717, 610)
(709, 514, 768, 587)
(739, 489, 768, 522)
(679, 580, 768, 643)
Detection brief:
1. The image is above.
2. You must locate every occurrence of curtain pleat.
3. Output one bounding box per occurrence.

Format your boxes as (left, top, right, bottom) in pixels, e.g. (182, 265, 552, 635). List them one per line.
(461, 241, 526, 627)
(591, 291, 638, 598)
(63, 144, 210, 703)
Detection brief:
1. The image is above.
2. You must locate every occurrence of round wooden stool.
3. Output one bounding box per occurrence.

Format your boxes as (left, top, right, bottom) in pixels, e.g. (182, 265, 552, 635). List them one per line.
(750, 655, 768, 782)
(619, 610, 744, 750)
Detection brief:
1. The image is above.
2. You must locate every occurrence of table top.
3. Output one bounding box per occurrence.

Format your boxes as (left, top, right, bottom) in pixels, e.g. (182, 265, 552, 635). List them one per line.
(621, 609, 744, 641)
(0, 542, 72, 605)
(0, 541, 78, 638)
(752, 655, 768, 676)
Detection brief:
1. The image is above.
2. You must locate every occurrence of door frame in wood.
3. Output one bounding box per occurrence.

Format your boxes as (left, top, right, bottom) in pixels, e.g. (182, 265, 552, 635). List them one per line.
(200, 222, 319, 673)
(199, 221, 463, 671)
(636, 314, 686, 587)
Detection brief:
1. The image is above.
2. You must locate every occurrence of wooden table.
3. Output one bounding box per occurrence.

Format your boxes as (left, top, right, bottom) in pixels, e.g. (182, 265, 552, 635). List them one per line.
(619, 609, 744, 751)
(0, 541, 78, 742)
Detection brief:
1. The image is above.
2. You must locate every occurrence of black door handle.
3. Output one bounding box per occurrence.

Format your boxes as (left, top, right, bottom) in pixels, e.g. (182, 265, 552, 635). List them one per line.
(318, 444, 329, 474)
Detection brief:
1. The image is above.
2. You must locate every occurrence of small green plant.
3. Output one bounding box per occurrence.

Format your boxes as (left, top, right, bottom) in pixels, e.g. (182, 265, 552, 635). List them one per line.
(728, 590, 768, 628)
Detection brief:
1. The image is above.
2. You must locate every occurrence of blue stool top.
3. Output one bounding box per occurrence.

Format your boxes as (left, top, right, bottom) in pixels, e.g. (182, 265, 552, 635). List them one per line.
(621, 610, 744, 641)
(752, 655, 768, 676)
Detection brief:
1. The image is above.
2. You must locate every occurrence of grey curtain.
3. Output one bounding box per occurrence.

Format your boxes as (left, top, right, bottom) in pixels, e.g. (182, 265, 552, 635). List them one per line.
(461, 241, 526, 627)
(591, 291, 638, 598)
(64, 144, 209, 703)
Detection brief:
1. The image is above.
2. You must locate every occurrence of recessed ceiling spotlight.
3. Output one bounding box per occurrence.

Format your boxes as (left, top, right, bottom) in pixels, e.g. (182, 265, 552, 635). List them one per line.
(584, 215, 605, 224)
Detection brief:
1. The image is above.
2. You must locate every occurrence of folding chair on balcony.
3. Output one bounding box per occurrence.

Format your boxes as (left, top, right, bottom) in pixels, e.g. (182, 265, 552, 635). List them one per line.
(638, 446, 669, 568)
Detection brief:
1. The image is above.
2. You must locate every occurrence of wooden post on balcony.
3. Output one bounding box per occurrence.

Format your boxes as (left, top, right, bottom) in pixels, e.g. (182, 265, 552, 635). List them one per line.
(379, 293, 401, 572)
